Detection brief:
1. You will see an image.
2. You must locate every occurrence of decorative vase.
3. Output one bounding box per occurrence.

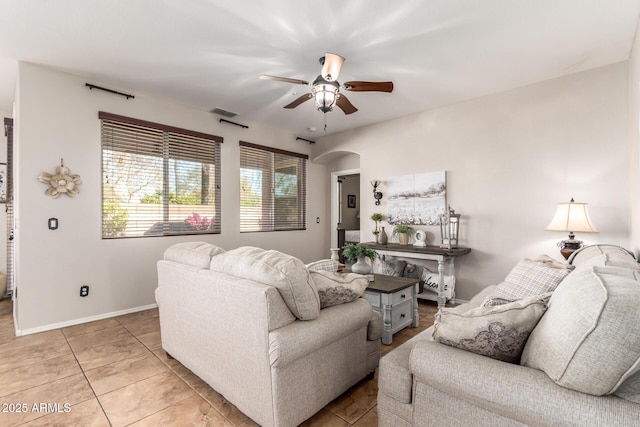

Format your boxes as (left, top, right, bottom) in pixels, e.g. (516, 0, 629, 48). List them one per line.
(398, 232, 409, 245)
(351, 256, 372, 274)
(374, 233, 380, 244)
(330, 248, 340, 262)
(379, 226, 388, 245)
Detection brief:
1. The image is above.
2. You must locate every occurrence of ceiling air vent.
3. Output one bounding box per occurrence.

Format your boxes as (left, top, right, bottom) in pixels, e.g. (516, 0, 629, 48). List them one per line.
(211, 107, 238, 118)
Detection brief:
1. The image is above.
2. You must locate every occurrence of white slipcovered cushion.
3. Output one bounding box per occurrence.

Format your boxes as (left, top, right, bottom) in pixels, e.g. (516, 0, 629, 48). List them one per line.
(521, 266, 640, 395)
(614, 371, 640, 403)
(570, 253, 607, 273)
(163, 241, 225, 269)
(209, 247, 320, 320)
(569, 244, 638, 267)
(310, 271, 368, 308)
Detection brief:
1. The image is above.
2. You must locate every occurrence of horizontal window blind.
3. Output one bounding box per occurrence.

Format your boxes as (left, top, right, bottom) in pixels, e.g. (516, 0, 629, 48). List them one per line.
(240, 141, 306, 232)
(100, 112, 222, 238)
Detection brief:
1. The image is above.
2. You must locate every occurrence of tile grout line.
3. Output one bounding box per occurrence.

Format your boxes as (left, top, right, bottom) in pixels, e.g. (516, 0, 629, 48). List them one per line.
(2, 305, 190, 426)
(73, 316, 172, 426)
(147, 348, 234, 425)
(327, 379, 378, 426)
(116, 312, 240, 425)
(61, 329, 114, 427)
(66, 317, 187, 426)
(0, 335, 81, 403)
(115, 313, 235, 426)
(120, 395, 199, 427)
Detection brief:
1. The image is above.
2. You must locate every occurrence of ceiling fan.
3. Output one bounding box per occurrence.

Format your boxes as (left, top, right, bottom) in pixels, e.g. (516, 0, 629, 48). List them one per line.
(260, 53, 394, 115)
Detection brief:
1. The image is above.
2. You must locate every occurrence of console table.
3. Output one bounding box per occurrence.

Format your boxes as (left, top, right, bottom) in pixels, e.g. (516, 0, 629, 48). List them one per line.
(362, 242, 471, 308)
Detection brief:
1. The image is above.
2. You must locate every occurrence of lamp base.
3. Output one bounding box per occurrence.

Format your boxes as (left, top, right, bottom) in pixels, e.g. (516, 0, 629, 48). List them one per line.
(558, 238, 583, 260)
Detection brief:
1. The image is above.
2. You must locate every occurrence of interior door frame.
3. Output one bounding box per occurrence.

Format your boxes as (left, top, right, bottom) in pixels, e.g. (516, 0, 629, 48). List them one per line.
(330, 167, 359, 249)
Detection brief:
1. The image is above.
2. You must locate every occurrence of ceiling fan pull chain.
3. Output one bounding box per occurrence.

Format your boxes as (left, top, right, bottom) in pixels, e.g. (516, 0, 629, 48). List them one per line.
(324, 113, 327, 132)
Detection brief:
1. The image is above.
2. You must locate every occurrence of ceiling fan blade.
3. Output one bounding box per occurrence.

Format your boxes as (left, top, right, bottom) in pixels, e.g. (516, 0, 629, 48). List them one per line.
(284, 93, 313, 109)
(344, 81, 394, 93)
(260, 75, 309, 85)
(321, 53, 345, 82)
(336, 94, 358, 115)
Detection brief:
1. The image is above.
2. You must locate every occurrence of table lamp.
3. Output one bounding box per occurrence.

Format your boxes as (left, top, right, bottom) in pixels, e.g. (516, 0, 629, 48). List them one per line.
(545, 198, 598, 259)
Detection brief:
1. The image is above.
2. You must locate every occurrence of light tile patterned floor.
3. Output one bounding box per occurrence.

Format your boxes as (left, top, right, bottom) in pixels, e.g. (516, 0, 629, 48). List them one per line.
(0, 297, 438, 426)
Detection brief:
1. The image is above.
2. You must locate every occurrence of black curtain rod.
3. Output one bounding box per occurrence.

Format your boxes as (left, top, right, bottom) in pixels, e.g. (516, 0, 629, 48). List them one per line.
(296, 137, 315, 144)
(219, 118, 248, 129)
(85, 83, 134, 99)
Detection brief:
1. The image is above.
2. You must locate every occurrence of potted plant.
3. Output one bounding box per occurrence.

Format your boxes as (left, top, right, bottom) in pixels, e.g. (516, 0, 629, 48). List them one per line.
(341, 243, 378, 274)
(392, 223, 415, 245)
(371, 212, 383, 242)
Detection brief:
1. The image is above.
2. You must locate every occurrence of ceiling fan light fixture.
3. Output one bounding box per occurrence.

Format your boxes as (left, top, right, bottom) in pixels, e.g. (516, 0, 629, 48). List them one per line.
(321, 53, 345, 82)
(261, 54, 393, 116)
(311, 79, 339, 113)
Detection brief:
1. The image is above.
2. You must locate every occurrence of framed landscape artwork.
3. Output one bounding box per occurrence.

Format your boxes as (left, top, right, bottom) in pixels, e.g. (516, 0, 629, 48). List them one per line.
(387, 171, 446, 225)
(347, 194, 356, 208)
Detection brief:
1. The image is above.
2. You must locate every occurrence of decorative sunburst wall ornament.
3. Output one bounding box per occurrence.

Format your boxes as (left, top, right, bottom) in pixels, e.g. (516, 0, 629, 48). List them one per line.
(38, 158, 82, 198)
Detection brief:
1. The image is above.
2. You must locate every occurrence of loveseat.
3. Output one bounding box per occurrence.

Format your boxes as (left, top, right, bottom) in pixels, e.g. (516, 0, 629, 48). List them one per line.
(378, 244, 640, 426)
(156, 242, 382, 427)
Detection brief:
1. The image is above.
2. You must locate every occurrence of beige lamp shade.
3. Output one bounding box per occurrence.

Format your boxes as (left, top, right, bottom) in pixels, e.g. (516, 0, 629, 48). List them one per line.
(546, 199, 598, 233)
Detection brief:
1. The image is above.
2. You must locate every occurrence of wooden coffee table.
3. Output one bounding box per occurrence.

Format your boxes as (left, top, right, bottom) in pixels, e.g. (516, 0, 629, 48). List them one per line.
(362, 274, 420, 345)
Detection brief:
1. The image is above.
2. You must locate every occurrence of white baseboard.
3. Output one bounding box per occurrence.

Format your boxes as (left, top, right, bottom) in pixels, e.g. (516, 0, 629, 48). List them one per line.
(15, 303, 158, 336)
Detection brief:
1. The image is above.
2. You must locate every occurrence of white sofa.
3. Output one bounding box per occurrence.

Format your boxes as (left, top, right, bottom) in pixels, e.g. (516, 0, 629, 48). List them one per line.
(378, 245, 640, 426)
(156, 242, 382, 427)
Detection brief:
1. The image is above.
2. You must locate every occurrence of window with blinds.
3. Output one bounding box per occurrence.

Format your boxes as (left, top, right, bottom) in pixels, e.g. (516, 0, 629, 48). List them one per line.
(239, 141, 307, 232)
(100, 112, 222, 238)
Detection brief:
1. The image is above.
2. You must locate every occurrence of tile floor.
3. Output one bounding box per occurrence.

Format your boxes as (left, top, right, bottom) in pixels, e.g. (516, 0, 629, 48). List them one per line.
(0, 297, 438, 426)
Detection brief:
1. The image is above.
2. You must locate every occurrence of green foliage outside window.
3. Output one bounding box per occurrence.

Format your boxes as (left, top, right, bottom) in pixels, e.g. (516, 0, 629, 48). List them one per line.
(102, 184, 128, 237)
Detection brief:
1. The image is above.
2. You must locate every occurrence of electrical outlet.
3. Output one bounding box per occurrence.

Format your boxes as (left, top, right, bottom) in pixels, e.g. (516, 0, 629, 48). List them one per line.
(80, 285, 89, 297)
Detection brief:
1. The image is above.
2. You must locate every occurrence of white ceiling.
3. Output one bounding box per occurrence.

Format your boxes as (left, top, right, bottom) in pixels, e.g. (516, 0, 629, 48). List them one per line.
(0, 0, 639, 137)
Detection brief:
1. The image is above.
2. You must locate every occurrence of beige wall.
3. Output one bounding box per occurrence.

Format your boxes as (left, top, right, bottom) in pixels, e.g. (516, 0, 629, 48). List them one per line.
(14, 62, 328, 332)
(314, 63, 630, 300)
(629, 23, 640, 257)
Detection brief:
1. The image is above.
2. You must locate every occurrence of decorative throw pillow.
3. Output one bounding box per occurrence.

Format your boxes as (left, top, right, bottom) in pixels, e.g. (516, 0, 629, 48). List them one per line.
(209, 246, 320, 320)
(433, 293, 551, 363)
(306, 259, 340, 272)
(374, 258, 407, 277)
(482, 256, 571, 306)
(403, 263, 423, 280)
(310, 270, 368, 308)
(404, 263, 425, 293)
(521, 266, 640, 395)
(421, 269, 454, 298)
